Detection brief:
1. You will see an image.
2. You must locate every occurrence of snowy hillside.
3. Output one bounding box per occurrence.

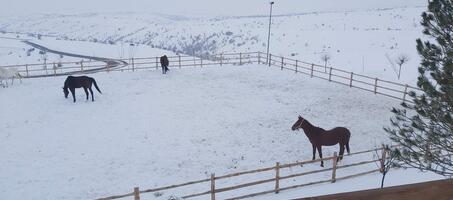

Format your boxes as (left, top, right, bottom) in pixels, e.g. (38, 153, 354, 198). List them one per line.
(0, 6, 427, 83)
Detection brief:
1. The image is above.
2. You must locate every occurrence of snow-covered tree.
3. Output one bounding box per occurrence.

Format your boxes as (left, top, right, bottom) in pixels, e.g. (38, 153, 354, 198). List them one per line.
(384, 0, 453, 176)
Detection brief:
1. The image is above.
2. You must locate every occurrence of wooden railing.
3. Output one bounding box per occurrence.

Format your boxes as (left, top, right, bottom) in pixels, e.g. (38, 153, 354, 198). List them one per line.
(1, 52, 420, 104)
(263, 52, 422, 103)
(97, 146, 390, 200)
(0, 52, 258, 78)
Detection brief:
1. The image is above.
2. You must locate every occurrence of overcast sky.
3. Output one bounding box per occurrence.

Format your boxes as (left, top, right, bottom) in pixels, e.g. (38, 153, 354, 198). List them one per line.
(0, 0, 426, 17)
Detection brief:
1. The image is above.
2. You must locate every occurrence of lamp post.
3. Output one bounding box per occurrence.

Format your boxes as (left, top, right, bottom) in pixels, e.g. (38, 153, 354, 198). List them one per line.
(266, 1, 274, 64)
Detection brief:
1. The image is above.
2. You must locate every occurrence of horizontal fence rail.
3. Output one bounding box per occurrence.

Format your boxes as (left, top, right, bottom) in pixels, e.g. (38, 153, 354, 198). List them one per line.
(97, 146, 391, 200)
(1, 51, 420, 104)
(263, 52, 421, 103)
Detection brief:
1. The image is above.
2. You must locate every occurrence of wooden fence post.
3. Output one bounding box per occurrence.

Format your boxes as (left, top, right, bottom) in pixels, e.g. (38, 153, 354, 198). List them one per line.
(268, 54, 272, 67)
(310, 64, 314, 77)
(281, 57, 284, 70)
(25, 64, 29, 77)
(132, 58, 135, 71)
(295, 60, 298, 73)
(201, 58, 203, 68)
(275, 162, 280, 194)
(80, 60, 84, 72)
(156, 57, 159, 70)
(211, 173, 216, 200)
(134, 187, 140, 200)
(328, 67, 332, 81)
(374, 78, 378, 94)
(258, 52, 261, 64)
(220, 54, 223, 66)
(380, 146, 387, 173)
(179, 55, 181, 69)
(53, 62, 56, 76)
(402, 84, 408, 102)
(331, 152, 338, 183)
(349, 72, 354, 87)
(44, 60, 48, 75)
(239, 53, 242, 65)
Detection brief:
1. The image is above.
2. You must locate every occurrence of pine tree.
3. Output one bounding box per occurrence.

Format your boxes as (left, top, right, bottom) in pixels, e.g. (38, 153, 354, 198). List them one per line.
(384, 0, 453, 176)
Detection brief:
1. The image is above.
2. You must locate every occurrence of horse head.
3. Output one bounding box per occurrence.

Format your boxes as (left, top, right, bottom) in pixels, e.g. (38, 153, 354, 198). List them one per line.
(291, 115, 305, 131)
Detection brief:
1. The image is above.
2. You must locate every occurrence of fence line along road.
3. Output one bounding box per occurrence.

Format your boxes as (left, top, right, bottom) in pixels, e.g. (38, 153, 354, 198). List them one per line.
(1, 51, 419, 104)
(97, 146, 389, 200)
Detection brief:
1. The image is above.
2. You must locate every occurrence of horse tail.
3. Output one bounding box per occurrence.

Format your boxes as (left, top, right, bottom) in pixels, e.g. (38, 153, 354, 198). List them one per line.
(346, 142, 350, 154)
(91, 78, 102, 94)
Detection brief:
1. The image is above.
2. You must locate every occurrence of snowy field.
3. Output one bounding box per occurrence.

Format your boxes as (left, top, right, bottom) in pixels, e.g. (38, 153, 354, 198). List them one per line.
(0, 5, 427, 83)
(0, 64, 441, 200)
(0, 34, 176, 66)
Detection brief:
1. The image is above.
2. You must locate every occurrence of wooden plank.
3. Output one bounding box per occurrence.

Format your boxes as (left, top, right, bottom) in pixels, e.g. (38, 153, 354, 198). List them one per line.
(279, 167, 334, 181)
(134, 187, 140, 200)
(328, 67, 332, 81)
(350, 72, 353, 87)
(374, 78, 379, 94)
(275, 162, 280, 193)
(215, 177, 276, 193)
(311, 64, 314, 77)
(140, 178, 210, 194)
(295, 60, 298, 73)
(402, 84, 408, 102)
(211, 173, 215, 200)
(216, 166, 276, 180)
(332, 152, 338, 183)
(181, 190, 211, 199)
(281, 57, 284, 70)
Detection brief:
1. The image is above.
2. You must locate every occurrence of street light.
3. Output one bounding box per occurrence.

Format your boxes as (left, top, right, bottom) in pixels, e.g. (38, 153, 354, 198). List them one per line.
(266, 1, 274, 64)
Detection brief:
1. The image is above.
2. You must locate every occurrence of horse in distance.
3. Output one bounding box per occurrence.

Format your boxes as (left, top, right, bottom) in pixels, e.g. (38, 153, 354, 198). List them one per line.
(0, 67, 22, 87)
(63, 76, 102, 103)
(291, 115, 351, 167)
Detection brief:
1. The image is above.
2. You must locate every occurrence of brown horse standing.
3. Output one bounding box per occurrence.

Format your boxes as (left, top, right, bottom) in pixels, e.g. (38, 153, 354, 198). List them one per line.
(291, 115, 351, 167)
(63, 76, 102, 103)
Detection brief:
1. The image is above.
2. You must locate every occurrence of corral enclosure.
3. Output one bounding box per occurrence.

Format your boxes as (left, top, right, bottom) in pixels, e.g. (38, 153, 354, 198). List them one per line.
(0, 64, 401, 199)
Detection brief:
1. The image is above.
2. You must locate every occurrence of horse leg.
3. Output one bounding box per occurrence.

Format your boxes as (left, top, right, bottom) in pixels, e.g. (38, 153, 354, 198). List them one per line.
(89, 87, 94, 101)
(312, 144, 316, 160)
(317, 146, 324, 167)
(338, 145, 345, 162)
(70, 88, 76, 102)
(83, 87, 89, 101)
(346, 142, 351, 154)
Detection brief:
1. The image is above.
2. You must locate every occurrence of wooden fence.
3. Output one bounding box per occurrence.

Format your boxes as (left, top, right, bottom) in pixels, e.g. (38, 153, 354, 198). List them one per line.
(0, 52, 258, 78)
(97, 146, 390, 200)
(262, 52, 422, 103)
(1, 51, 420, 104)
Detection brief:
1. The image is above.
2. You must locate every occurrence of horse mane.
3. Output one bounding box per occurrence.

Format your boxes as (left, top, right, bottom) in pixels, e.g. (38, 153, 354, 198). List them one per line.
(302, 119, 325, 135)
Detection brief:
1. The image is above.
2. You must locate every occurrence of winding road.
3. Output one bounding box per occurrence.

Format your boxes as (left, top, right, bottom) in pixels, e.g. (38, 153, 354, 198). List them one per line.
(22, 40, 128, 77)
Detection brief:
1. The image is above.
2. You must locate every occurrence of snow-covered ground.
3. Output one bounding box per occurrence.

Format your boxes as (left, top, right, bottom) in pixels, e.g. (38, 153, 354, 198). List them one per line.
(0, 64, 441, 200)
(0, 33, 176, 66)
(0, 1, 444, 199)
(0, 5, 427, 83)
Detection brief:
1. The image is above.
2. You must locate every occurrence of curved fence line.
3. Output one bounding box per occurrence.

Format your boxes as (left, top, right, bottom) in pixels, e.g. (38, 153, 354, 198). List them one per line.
(0, 51, 419, 105)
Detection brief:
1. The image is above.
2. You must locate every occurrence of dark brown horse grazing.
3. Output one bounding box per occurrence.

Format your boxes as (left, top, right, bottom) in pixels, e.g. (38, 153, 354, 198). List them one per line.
(291, 115, 351, 167)
(63, 76, 102, 103)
